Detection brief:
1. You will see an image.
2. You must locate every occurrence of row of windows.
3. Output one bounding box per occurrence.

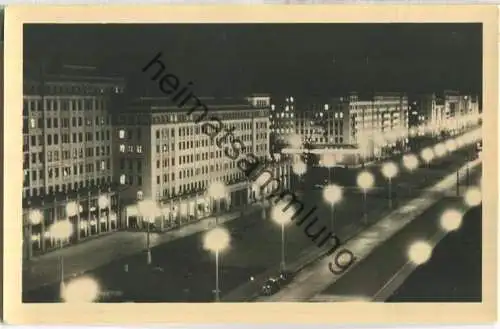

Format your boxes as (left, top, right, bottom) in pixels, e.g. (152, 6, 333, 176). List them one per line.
(118, 110, 268, 126)
(23, 176, 113, 199)
(24, 116, 110, 130)
(24, 131, 112, 153)
(25, 146, 111, 167)
(24, 160, 111, 182)
(23, 98, 108, 113)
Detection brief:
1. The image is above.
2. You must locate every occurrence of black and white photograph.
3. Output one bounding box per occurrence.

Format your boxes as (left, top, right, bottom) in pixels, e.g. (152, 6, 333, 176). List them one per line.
(4, 5, 497, 325)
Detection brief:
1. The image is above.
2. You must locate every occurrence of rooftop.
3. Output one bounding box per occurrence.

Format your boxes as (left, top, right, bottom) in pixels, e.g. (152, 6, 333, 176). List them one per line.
(124, 96, 265, 113)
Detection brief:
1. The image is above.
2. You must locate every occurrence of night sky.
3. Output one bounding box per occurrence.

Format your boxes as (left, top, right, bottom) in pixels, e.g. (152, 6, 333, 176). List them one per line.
(24, 23, 482, 98)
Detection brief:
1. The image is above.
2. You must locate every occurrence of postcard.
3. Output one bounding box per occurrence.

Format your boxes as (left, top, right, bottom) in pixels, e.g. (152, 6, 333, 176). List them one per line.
(3, 4, 498, 324)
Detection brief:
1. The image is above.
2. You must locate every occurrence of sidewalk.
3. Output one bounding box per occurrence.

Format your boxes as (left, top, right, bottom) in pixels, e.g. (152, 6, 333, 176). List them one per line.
(259, 158, 481, 302)
(23, 202, 264, 292)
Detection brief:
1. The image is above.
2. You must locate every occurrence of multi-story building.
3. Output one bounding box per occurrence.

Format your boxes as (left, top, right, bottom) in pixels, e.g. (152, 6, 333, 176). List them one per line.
(269, 96, 296, 153)
(112, 95, 291, 230)
(281, 92, 409, 166)
(410, 91, 481, 141)
(22, 65, 125, 259)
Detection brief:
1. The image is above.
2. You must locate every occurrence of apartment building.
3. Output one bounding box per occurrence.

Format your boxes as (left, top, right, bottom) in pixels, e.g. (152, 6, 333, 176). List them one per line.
(269, 96, 296, 152)
(113, 95, 290, 230)
(22, 65, 125, 259)
(280, 92, 409, 166)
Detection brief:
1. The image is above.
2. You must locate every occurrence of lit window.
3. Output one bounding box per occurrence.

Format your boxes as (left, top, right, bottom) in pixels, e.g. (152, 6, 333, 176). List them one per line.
(30, 118, 36, 128)
(119, 129, 125, 139)
(101, 161, 106, 170)
(119, 174, 126, 184)
(119, 144, 125, 153)
(137, 145, 143, 153)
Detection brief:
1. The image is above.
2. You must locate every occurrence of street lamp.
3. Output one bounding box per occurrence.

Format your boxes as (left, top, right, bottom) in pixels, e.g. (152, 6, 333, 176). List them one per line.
(402, 154, 419, 172)
(28, 209, 43, 259)
(271, 202, 295, 272)
(434, 143, 447, 158)
(62, 276, 100, 303)
(440, 209, 463, 232)
(207, 181, 227, 226)
(445, 139, 458, 153)
(292, 159, 307, 189)
(49, 220, 73, 293)
(407, 240, 433, 266)
(464, 187, 482, 207)
(323, 184, 343, 233)
(356, 171, 374, 224)
(203, 227, 230, 302)
(138, 199, 161, 265)
(381, 162, 399, 209)
(321, 153, 337, 184)
(420, 147, 434, 168)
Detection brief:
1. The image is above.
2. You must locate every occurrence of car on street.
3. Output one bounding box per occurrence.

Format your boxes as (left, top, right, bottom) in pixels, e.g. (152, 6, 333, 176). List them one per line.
(260, 277, 281, 296)
(260, 271, 295, 296)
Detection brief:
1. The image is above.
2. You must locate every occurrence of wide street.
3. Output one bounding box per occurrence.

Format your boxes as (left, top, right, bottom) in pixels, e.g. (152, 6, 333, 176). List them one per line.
(386, 204, 481, 302)
(23, 142, 479, 302)
(269, 167, 481, 302)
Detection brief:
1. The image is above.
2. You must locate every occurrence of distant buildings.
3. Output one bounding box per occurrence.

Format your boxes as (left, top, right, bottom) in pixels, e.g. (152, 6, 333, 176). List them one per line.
(277, 92, 409, 166)
(22, 65, 125, 259)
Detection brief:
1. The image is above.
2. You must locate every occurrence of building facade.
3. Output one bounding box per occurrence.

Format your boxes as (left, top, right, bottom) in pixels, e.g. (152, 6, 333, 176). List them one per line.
(22, 65, 125, 259)
(281, 92, 409, 166)
(269, 96, 296, 153)
(113, 95, 291, 230)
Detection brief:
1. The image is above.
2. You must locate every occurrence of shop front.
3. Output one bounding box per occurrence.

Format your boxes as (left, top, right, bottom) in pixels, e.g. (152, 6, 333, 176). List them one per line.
(22, 191, 119, 260)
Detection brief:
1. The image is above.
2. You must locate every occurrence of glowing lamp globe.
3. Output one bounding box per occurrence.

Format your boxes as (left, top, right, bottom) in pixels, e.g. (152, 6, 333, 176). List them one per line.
(271, 201, 296, 225)
(420, 148, 434, 163)
(440, 209, 463, 232)
(62, 276, 100, 303)
(357, 171, 374, 190)
(49, 220, 73, 240)
(403, 154, 419, 171)
(65, 202, 79, 217)
(464, 187, 482, 207)
(98, 195, 110, 209)
(203, 227, 230, 252)
(288, 134, 302, 149)
(445, 139, 458, 153)
(207, 181, 227, 199)
(29, 209, 43, 225)
(138, 199, 162, 218)
(408, 241, 432, 265)
(434, 143, 447, 158)
(323, 184, 343, 205)
(321, 153, 336, 168)
(381, 162, 398, 179)
(292, 161, 307, 176)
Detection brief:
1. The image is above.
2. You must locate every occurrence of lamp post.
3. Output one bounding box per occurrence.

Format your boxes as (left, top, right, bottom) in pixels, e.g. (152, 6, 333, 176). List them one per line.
(356, 171, 374, 224)
(322, 184, 343, 233)
(292, 158, 307, 190)
(407, 240, 433, 266)
(207, 181, 227, 226)
(28, 209, 43, 259)
(98, 195, 110, 232)
(48, 220, 74, 293)
(138, 199, 161, 265)
(381, 161, 399, 209)
(420, 147, 434, 169)
(434, 143, 447, 159)
(270, 202, 295, 272)
(203, 227, 230, 302)
(402, 154, 419, 196)
(62, 276, 100, 303)
(440, 209, 463, 233)
(464, 186, 482, 207)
